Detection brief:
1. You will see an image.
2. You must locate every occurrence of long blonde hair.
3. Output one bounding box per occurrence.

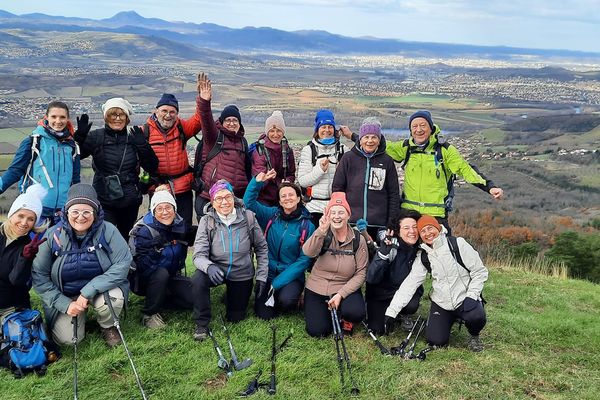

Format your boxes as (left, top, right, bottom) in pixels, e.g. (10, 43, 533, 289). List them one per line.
(1, 217, 49, 241)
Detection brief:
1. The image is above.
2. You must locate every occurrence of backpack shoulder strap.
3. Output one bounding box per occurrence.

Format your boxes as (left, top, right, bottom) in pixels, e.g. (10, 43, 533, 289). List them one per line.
(351, 228, 360, 254)
(447, 236, 468, 272)
(244, 209, 256, 246)
(319, 230, 333, 256)
(263, 213, 277, 239)
(400, 138, 411, 170)
(309, 142, 318, 166)
(95, 224, 113, 256)
(143, 123, 150, 140)
(176, 121, 186, 150)
(205, 131, 225, 164)
(299, 218, 310, 247)
(419, 249, 431, 273)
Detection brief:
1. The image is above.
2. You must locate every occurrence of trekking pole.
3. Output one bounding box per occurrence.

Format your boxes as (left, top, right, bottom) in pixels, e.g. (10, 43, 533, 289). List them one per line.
(415, 346, 434, 361)
(404, 319, 426, 360)
(391, 315, 421, 356)
(281, 137, 288, 177)
(72, 316, 78, 400)
(332, 308, 359, 395)
(103, 292, 148, 400)
(223, 323, 252, 370)
(362, 321, 390, 355)
(267, 325, 277, 395)
(207, 328, 233, 377)
(330, 307, 345, 390)
(240, 369, 263, 397)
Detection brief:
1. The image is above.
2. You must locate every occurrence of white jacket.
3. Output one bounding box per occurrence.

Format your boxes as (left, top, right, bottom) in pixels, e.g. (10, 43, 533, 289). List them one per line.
(385, 229, 488, 317)
(297, 138, 347, 214)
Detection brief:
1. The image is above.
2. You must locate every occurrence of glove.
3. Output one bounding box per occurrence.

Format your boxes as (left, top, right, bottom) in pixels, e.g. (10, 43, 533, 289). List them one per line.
(130, 126, 147, 146)
(254, 280, 267, 299)
(462, 297, 479, 313)
(206, 265, 224, 286)
(356, 219, 368, 233)
(384, 316, 395, 335)
(378, 236, 399, 257)
(22, 233, 47, 260)
(75, 114, 92, 139)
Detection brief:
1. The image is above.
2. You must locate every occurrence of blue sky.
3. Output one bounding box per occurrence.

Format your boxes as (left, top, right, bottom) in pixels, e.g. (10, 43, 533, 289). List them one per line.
(3, 0, 599, 52)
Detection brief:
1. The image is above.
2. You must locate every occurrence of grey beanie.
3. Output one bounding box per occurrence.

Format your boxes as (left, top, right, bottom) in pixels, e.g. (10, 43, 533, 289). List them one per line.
(65, 183, 100, 213)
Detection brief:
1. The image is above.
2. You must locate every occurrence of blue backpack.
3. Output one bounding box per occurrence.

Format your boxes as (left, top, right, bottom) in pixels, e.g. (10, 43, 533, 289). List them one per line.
(1, 309, 51, 378)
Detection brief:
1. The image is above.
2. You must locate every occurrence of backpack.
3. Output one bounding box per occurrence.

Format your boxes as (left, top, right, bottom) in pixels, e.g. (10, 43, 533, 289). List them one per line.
(249, 137, 291, 177)
(50, 223, 113, 260)
(400, 138, 456, 212)
(319, 228, 361, 257)
(1, 309, 51, 378)
(21, 133, 79, 193)
(204, 208, 256, 245)
(301, 140, 345, 202)
(143, 121, 186, 151)
(192, 131, 250, 193)
(420, 236, 486, 304)
(263, 213, 311, 247)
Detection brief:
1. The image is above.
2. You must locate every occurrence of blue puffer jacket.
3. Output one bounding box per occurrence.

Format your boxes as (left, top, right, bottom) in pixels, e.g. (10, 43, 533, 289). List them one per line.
(0, 125, 80, 217)
(131, 212, 187, 278)
(243, 177, 315, 290)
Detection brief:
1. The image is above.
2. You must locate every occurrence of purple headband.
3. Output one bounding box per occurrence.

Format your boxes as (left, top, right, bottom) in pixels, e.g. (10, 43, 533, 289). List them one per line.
(209, 179, 234, 201)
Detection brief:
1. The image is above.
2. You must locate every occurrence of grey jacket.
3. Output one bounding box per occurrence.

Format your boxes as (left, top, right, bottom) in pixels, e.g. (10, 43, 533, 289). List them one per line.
(32, 221, 132, 327)
(193, 204, 268, 283)
(385, 228, 488, 317)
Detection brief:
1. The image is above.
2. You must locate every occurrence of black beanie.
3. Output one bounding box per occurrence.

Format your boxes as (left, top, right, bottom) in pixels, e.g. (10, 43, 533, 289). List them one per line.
(65, 183, 100, 213)
(408, 110, 434, 131)
(156, 93, 179, 111)
(219, 105, 241, 124)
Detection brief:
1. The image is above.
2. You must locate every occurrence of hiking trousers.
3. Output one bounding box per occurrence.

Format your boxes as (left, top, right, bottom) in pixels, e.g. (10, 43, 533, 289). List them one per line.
(140, 269, 193, 315)
(304, 288, 366, 337)
(254, 279, 304, 320)
(426, 300, 486, 346)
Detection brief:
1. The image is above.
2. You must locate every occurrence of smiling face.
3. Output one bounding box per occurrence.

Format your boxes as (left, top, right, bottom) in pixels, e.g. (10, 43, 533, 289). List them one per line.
(360, 134, 380, 154)
(410, 117, 433, 145)
(267, 127, 284, 144)
(211, 189, 235, 216)
(398, 217, 418, 245)
(419, 224, 440, 245)
(328, 205, 350, 230)
(154, 202, 176, 225)
(67, 204, 95, 235)
(222, 117, 240, 134)
(317, 124, 335, 139)
(46, 107, 69, 132)
(279, 186, 300, 214)
(8, 209, 36, 237)
(105, 107, 129, 131)
(156, 105, 178, 130)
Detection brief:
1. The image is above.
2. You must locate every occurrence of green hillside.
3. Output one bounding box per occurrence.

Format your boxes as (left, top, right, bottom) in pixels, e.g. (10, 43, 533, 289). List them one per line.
(3, 266, 599, 400)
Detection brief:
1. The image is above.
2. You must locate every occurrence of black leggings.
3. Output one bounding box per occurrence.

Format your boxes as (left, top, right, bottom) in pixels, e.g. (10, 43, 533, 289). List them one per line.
(139, 268, 193, 315)
(366, 291, 422, 335)
(304, 288, 366, 337)
(426, 300, 487, 346)
(191, 270, 253, 327)
(255, 280, 304, 320)
(103, 202, 141, 240)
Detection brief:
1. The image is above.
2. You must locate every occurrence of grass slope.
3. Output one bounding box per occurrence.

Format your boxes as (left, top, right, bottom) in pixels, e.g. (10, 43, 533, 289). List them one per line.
(3, 267, 600, 400)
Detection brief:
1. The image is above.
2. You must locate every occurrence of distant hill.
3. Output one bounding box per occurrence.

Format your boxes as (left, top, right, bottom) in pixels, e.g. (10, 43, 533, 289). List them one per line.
(1, 10, 599, 59)
(502, 114, 600, 132)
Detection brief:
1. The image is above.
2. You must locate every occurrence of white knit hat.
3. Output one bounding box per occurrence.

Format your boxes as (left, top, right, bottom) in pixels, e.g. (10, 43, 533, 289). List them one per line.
(8, 184, 48, 223)
(151, 190, 177, 214)
(265, 110, 286, 134)
(102, 97, 134, 118)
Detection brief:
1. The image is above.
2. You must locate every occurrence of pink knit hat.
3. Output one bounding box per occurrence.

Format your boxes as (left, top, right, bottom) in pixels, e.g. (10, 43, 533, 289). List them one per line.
(325, 192, 351, 216)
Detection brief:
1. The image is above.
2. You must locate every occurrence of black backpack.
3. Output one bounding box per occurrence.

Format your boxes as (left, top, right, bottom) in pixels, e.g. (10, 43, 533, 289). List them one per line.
(249, 137, 291, 178)
(301, 139, 345, 202)
(191, 131, 249, 193)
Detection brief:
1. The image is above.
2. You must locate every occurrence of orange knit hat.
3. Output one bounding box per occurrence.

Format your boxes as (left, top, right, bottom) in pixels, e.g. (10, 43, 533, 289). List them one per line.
(417, 215, 441, 233)
(326, 192, 351, 216)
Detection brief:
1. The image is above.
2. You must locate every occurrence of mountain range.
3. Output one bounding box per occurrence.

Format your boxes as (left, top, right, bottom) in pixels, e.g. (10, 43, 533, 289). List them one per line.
(1, 10, 599, 59)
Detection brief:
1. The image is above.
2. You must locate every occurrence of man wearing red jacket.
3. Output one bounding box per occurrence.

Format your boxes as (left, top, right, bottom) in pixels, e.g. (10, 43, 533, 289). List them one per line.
(144, 77, 202, 230)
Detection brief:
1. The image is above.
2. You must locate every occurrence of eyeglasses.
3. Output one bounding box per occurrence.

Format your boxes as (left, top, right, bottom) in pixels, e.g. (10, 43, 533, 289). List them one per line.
(223, 118, 239, 125)
(213, 194, 234, 204)
(68, 209, 94, 219)
(158, 109, 178, 116)
(155, 205, 174, 214)
(107, 113, 127, 120)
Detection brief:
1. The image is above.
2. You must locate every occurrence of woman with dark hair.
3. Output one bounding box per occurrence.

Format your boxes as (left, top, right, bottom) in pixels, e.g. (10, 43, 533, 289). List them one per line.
(243, 170, 315, 320)
(366, 209, 423, 335)
(0, 101, 86, 225)
(75, 98, 158, 239)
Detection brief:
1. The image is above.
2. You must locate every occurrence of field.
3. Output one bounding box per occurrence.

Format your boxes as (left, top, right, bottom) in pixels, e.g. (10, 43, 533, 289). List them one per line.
(2, 265, 599, 400)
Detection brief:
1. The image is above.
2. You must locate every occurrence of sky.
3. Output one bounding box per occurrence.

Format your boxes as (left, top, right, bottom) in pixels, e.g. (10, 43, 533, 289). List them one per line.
(2, 0, 600, 53)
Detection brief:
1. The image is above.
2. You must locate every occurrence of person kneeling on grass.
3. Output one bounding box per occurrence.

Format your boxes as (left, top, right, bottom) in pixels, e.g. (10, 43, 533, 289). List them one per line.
(302, 192, 368, 337)
(32, 184, 132, 348)
(191, 180, 268, 341)
(128, 187, 193, 329)
(385, 215, 488, 352)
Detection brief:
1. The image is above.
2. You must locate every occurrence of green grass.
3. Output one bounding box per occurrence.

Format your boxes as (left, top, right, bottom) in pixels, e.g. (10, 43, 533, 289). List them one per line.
(3, 266, 600, 399)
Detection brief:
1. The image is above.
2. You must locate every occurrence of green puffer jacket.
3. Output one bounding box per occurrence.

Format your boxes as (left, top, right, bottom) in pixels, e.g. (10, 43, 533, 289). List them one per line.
(386, 125, 493, 217)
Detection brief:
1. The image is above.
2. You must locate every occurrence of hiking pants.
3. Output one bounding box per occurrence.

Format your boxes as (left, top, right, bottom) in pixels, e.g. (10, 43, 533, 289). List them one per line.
(426, 300, 487, 347)
(175, 190, 194, 232)
(141, 269, 193, 315)
(104, 203, 141, 241)
(51, 287, 124, 345)
(191, 270, 253, 327)
(366, 290, 422, 335)
(304, 288, 366, 337)
(255, 279, 304, 320)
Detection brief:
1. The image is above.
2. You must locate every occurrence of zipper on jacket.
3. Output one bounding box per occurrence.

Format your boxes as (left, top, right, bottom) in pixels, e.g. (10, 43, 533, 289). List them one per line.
(226, 226, 233, 278)
(362, 158, 370, 221)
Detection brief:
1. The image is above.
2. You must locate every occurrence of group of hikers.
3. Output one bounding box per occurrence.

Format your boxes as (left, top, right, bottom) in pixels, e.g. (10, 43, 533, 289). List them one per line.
(0, 72, 504, 377)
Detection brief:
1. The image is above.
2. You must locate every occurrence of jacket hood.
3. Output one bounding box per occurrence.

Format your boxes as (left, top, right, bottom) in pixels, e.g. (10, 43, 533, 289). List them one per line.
(351, 134, 388, 158)
(142, 211, 186, 234)
(408, 124, 442, 150)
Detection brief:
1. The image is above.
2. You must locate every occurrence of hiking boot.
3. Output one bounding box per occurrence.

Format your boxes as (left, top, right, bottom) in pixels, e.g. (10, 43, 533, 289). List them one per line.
(101, 327, 121, 348)
(467, 335, 484, 352)
(400, 315, 414, 332)
(341, 319, 354, 335)
(142, 313, 166, 329)
(193, 324, 208, 341)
